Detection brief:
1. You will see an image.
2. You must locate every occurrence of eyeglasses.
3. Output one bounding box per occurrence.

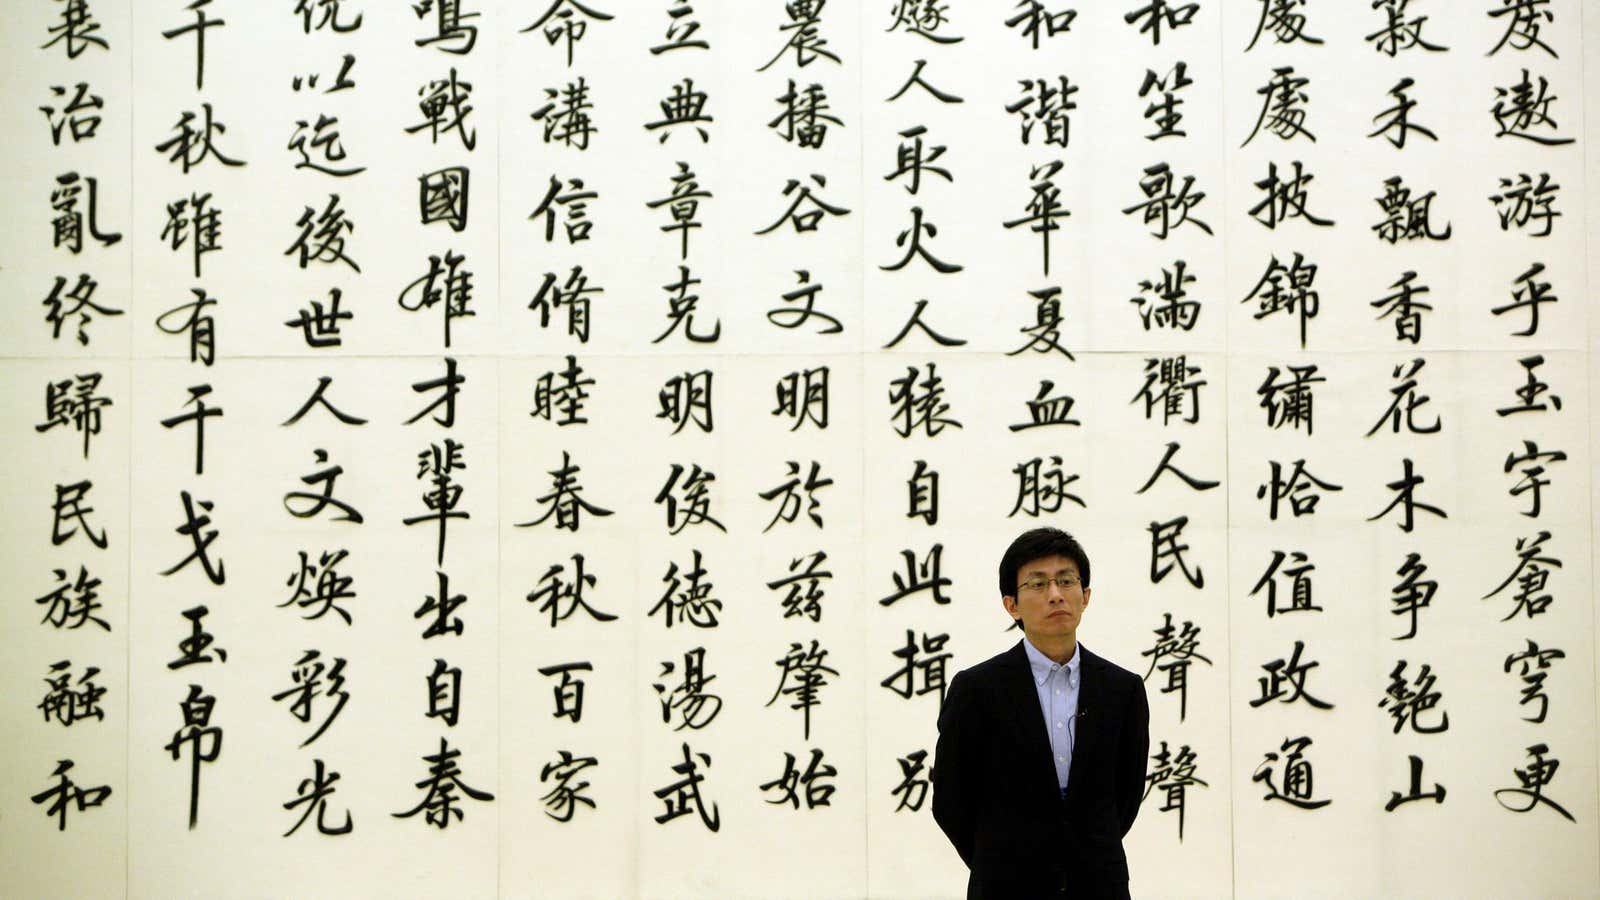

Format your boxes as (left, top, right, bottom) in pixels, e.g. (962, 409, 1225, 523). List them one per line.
(1018, 576, 1080, 593)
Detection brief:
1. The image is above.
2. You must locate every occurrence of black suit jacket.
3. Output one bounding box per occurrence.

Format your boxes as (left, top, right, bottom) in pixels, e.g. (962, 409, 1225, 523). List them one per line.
(933, 640, 1150, 900)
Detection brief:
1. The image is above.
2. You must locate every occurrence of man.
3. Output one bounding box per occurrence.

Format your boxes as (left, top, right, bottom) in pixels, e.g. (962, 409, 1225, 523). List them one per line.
(933, 527, 1150, 899)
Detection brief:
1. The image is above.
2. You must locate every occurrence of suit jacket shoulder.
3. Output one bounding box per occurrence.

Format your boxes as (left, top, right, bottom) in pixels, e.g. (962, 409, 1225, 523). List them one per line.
(956, 640, 1139, 691)
(956, 641, 1026, 683)
(1079, 644, 1144, 695)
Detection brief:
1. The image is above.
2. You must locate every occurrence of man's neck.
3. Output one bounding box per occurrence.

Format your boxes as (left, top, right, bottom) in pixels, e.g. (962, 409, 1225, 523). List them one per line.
(1026, 633, 1078, 666)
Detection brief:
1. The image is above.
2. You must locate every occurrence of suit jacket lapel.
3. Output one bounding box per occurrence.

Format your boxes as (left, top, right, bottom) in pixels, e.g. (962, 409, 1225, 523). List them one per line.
(1002, 640, 1061, 797)
(1064, 645, 1105, 804)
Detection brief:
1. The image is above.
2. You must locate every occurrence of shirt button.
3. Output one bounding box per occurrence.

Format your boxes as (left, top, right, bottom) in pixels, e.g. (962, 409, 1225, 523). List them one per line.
(1055, 721, 1063, 728)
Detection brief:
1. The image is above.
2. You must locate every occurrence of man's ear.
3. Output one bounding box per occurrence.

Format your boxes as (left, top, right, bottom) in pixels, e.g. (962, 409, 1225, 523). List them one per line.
(1081, 586, 1091, 609)
(1001, 594, 1018, 618)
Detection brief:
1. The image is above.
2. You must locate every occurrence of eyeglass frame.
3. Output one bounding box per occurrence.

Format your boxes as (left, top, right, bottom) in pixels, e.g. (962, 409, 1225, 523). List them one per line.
(1017, 575, 1082, 593)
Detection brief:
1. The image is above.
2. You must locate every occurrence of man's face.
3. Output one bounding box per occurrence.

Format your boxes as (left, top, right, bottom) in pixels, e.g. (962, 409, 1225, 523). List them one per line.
(1002, 554, 1090, 642)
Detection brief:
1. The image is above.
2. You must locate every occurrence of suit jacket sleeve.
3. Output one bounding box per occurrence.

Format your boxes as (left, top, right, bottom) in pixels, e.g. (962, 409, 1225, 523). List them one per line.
(1116, 673, 1151, 839)
(931, 668, 977, 868)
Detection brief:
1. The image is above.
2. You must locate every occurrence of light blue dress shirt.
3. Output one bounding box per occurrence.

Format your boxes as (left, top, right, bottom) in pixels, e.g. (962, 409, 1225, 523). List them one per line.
(1022, 637, 1082, 797)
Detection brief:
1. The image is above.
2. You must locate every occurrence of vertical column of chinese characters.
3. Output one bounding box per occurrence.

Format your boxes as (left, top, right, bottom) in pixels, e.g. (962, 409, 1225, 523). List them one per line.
(282, 3, 366, 356)
(1102, 0, 1224, 885)
(983, 0, 1100, 715)
(1350, 0, 1460, 855)
(639, 0, 729, 867)
(740, 3, 859, 872)
(861, 5, 971, 896)
(748, 28, 861, 831)
(33, 0, 128, 355)
(501, 2, 632, 894)
(126, 0, 247, 875)
(396, 1, 491, 352)
(643, 1, 724, 842)
(388, 0, 499, 848)
(9, 4, 129, 892)
(750, 400, 852, 837)
(1225, 1, 1346, 872)
(1473, 0, 1589, 841)
(521, 0, 603, 352)
(391, 359, 500, 840)
(264, 0, 372, 860)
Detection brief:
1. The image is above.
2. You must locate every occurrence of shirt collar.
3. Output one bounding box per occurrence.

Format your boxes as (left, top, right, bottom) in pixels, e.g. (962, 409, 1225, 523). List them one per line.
(1022, 636, 1081, 686)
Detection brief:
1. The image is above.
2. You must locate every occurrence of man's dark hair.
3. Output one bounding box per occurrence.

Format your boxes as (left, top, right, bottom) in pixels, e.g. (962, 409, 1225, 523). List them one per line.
(998, 526, 1091, 596)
